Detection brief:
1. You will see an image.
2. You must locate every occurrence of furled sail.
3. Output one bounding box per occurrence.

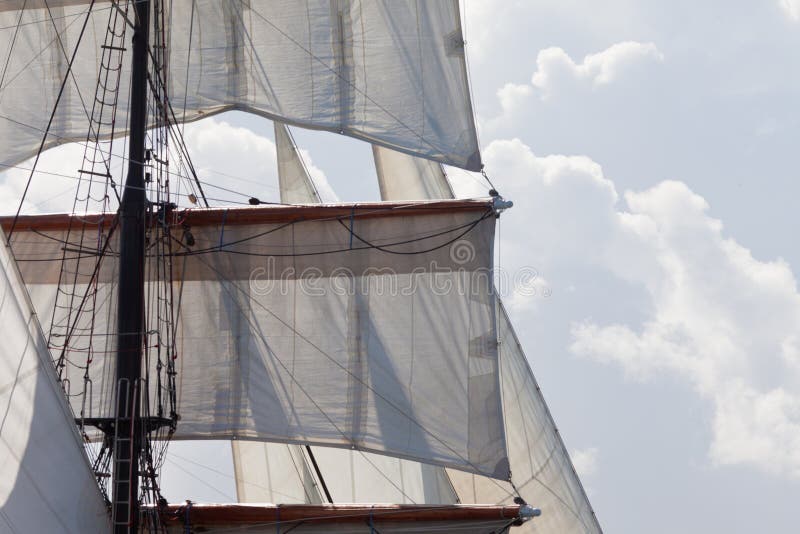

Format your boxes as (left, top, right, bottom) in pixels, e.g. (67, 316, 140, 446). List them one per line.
(0, 231, 109, 533)
(4, 200, 509, 479)
(0, 0, 481, 170)
(374, 147, 602, 532)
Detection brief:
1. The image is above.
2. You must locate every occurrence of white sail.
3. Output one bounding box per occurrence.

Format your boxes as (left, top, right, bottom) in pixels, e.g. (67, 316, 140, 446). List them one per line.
(0, 0, 481, 170)
(374, 145, 455, 200)
(234, 443, 458, 505)
(448, 304, 602, 533)
(0, 230, 109, 533)
(8, 201, 508, 479)
(233, 141, 459, 506)
(232, 441, 324, 504)
(309, 447, 457, 504)
(232, 124, 323, 505)
(375, 147, 602, 532)
(275, 122, 322, 204)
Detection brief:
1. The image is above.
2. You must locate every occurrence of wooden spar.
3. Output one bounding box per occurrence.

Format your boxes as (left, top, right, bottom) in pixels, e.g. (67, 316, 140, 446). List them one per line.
(150, 503, 528, 527)
(114, 0, 149, 531)
(0, 199, 493, 233)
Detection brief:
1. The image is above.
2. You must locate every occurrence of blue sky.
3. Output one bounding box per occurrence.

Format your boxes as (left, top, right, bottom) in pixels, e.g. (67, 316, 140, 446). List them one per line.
(451, 2, 800, 532)
(2, 2, 799, 532)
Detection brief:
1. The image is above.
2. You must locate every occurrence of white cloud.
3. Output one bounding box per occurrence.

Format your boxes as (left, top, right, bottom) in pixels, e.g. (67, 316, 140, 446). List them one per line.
(571, 447, 599, 478)
(183, 119, 280, 204)
(0, 143, 94, 215)
(476, 137, 800, 479)
(296, 146, 339, 203)
(461, 0, 520, 62)
(496, 82, 533, 114)
(184, 118, 336, 204)
(780, 0, 800, 21)
(491, 41, 664, 124)
(0, 117, 336, 215)
(504, 271, 551, 313)
(711, 382, 800, 477)
(531, 42, 664, 99)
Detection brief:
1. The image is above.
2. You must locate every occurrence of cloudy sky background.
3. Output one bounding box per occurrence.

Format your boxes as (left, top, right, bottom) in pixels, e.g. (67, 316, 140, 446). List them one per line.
(2, 1, 799, 532)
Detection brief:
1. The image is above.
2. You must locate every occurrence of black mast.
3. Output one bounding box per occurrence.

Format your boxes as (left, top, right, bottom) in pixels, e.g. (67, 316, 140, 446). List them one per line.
(113, 0, 150, 531)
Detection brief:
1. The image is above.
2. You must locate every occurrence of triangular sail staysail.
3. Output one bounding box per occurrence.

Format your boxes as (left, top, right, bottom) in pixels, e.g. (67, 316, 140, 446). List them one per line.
(307, 446, 458, 505)
(234, 440, 459, 506)
(274, 122, 322, 204)
(373, 145, 455, 200)
(232, 440, 324, 504)
(0, 0, 481, 171)
(0, 230, 109, 533)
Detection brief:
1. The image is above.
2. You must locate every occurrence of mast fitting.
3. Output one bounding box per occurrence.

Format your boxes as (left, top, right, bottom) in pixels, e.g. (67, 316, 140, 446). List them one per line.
(518, 504, 543, 522)
(490, 189, 514, 215)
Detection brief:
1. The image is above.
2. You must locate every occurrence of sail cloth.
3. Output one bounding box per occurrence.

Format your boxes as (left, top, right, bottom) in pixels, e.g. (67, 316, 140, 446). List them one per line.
(448, 304, 602, 533)
(373, 145, 455, 200)
(4, 200, 509, 479)
(232, 441, 324, 504)
(0, 231, 109, 533)
(233, 144, 459, 506)
(275, 122, 322, 204)
(309, 447, 458, 504)
(0, 0, 481, 171)
(232, 123, 325, 506)
(234, 442, 458, 505)
(374, 147, 602, 532)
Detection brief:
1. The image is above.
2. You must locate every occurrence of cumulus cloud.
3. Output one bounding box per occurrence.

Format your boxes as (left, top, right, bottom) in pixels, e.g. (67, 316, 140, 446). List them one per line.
(571, 447, 599, 478)
(496, 82, 534, 115)
(296, 146, 339, 203)
(492, 41, 664, 123)
(531, 42, 663, 100)
(469, 138, 800, 479)
(780, 0, 800, 21)
(177, 118, 337, 204)
(0, 117, 336, 215)
(0, 143, 93, 215)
